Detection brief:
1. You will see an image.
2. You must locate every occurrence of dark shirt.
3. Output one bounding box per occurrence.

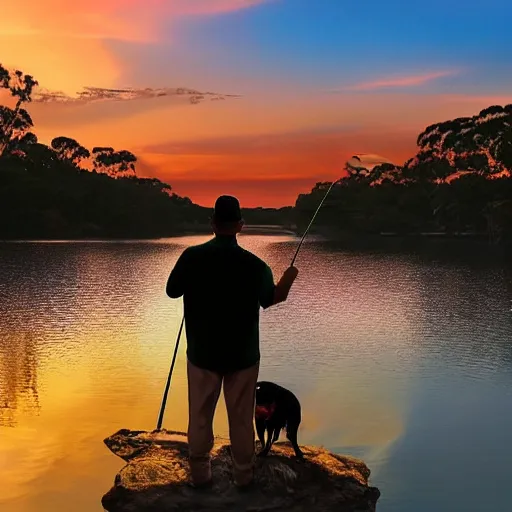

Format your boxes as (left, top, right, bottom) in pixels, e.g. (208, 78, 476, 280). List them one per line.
(166, 235, 275, 374)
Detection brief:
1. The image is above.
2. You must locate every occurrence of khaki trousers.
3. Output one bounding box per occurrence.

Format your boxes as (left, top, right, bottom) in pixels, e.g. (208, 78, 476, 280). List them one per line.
(187, 359, 259, 486)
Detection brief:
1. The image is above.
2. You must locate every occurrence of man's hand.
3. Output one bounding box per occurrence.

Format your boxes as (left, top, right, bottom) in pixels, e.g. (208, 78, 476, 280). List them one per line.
(273, 266, 299, 305)
(281, 266, 299, 285)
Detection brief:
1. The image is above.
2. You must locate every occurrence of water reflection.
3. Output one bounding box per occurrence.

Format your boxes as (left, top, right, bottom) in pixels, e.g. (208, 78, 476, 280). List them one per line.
(0, 331, 40, 427)
(0, 236, 511, 512)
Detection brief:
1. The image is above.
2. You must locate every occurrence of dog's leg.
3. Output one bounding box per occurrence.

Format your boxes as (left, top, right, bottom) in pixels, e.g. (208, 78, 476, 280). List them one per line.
(286, 423, 304, 459)
(256, 419, 266, 452)
(258, 425, 275, 457)
(271, 427, 281, 445)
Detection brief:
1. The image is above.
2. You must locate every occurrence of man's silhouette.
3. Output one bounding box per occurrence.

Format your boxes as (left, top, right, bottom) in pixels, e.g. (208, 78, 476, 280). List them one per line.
(166, 195, 298, 489)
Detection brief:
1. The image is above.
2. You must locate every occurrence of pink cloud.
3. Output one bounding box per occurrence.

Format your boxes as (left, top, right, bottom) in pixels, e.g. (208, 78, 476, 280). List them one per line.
(345, 70, 457, 91)
(172, 0, 271, 16)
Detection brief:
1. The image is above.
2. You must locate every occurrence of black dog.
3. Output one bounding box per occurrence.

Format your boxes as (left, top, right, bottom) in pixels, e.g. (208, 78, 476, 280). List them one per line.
(255, 381, 304, 459)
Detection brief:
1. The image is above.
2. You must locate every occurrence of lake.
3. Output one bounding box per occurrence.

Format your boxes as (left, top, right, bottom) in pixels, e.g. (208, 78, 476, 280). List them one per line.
(1, 234, 511, 512)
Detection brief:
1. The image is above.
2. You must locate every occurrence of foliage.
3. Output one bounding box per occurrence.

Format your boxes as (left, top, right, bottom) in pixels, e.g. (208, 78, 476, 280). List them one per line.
(406, 104, 512, 180)
(51, 137, 90, 167)
(2, 64, 511, 243)
(92, 147, 137, 176)
(295, 105, 512, 243)
(0, 147, 210, 238)
(241, 206, 295, 227)
(0, 65, 211, 239)
(0, 65, 38, 106)
(0, 64, 38, 156)
(0, 105, 35, 152)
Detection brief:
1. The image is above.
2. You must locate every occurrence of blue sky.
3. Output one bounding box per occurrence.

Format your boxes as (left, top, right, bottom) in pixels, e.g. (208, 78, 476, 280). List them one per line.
(150, 0, 512, 93)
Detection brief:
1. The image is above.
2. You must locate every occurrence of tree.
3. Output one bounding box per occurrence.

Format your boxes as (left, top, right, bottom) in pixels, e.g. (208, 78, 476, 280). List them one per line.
(412, 105, 512, 179)
(91, 147, 114, 174)
(0, 66, 213, 240)
(294, 104, 512, 242)
(0, 64, 38, 156)
(51, 137, 90, 167)
(0, 105, 34, 155)
(92, 147, 137, 177)
(345, 156, 371, 181)
(17, 132, 38, 146)
(24, 142, 61, 170)
(404, 153, 456, 183)
(135, 177, 172, 194)
(6, 132, 38, 159)
(491, 128, 512, 171)
(115, 150, 137, 175)
(369, 163, 404, 185)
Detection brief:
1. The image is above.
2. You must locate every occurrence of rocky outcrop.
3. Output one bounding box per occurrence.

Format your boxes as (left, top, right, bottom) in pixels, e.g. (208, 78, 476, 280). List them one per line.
(101, 429, 380, 512)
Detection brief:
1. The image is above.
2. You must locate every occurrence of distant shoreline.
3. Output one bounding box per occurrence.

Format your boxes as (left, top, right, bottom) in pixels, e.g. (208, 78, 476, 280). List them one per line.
(2, 227, 508, 245)
(240, 224, 297, 236)
(0, 225, 298, 242)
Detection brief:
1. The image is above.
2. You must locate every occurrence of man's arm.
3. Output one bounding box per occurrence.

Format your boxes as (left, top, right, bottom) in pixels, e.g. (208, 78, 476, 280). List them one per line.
(272, 266, 299, 305)
(166, 250, 189, 298)
(259, 264, 298, 309)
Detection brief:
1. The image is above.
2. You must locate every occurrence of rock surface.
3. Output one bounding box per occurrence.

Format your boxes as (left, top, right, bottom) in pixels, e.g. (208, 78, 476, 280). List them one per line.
(102, 429, 380, 512)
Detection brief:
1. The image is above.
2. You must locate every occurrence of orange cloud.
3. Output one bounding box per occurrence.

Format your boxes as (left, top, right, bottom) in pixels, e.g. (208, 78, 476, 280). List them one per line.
(0, 0, 269, 41)
(0, 34, 119, 94)
(0, 0, 269, 92)
(344, 70, 457, 91)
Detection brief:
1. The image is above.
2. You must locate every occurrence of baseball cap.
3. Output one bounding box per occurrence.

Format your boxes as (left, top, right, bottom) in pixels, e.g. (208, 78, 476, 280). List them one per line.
(213, 195, 242, 223)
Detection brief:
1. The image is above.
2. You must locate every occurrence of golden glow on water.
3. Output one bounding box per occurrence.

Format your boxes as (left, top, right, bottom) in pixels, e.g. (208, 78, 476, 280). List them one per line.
(1, 235, 511, 511)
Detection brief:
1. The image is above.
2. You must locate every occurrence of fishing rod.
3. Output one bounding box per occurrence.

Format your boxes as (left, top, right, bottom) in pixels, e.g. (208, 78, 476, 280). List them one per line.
(290, 179, 340, 267)
(156, 177, 341, 431)
(156, 316, 184, 431)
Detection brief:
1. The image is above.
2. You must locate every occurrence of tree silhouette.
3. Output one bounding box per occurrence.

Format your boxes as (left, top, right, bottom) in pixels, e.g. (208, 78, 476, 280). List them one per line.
(135, 177, 172, 194)
(369, 163, 404, 185)
(295, 104, 512, 242)
(0, 64, 214, 239)
(51, 137, 91, 167)
(0, 105, 35, 155)
(115, 150, 137, 175)
(92, 147, 137, 176)
(7, 132, 38, 159)
(2, 62, 511, 242)
(17, 132, 38, 145)
(0, 64, 38, 156)
(91, 146, 114, 173)
(345, 156, 371, 181)
(411, 105, 512, 180)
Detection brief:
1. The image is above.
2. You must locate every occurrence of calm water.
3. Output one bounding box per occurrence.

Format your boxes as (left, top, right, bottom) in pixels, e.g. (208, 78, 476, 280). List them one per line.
(1, 235, 511, 512)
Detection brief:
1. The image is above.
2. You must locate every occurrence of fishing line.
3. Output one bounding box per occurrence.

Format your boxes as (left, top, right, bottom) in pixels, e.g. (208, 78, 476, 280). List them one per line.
(156, 178, 341, 430)
(290, 179, 340, 267)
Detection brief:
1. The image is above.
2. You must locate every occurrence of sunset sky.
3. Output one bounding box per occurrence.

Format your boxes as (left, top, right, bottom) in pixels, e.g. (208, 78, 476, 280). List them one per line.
(2, 0, 512, 206)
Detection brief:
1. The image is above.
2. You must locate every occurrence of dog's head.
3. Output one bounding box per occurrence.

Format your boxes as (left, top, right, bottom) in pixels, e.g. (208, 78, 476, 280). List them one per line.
(255, 381, 276, 406)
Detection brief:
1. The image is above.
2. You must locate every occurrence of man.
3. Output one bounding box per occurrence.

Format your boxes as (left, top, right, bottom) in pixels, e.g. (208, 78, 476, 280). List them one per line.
(166, 195, 299, 489)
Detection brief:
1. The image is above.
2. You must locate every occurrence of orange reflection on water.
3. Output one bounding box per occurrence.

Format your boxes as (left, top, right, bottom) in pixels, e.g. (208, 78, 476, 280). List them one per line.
(0, 236, 417, 511)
